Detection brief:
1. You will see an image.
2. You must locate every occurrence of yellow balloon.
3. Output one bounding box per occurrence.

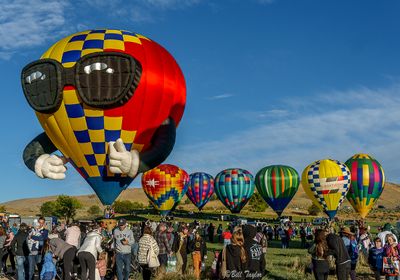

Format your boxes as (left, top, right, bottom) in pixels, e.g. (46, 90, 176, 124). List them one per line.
(302, 159, 351, 219)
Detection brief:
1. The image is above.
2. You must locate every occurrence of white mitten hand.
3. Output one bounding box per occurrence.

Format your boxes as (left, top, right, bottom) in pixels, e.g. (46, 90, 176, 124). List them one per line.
(34, 154, 67, 180)
(108, 138, 139, 178)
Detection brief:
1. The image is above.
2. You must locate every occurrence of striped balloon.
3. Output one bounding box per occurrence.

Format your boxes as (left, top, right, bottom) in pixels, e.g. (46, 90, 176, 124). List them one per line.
(345, 154, 385, 219)
(302, 159, 351, 219)
(142, 164, 189, 215)
(255, 165, 299, 217)
(214, 168, 255, 213)
(186, 172, 214, 211)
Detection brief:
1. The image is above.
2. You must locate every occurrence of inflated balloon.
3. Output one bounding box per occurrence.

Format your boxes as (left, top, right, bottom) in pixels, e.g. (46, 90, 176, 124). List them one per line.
(255, 165, 299, 217)
(214, 168, 255, 213)
(22, 29, 186, 205)
(345, 154, 385, 219)
(186, 172, 214, 211)
(142, 164, 189, 215)
(302, 159, 351, 219)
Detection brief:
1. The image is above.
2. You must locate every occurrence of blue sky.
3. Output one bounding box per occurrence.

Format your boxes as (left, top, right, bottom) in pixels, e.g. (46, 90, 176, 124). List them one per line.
(1, 0, 400, 202)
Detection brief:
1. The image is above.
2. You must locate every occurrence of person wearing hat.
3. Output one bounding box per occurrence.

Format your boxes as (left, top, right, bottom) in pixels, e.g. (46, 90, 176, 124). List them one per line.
(113, 218, 135, 280)
(341, 227, 358, 280)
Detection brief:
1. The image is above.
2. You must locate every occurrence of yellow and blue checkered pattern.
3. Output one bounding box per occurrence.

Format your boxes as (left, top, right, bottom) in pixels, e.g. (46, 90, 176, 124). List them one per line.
(38, 29, 147, 179)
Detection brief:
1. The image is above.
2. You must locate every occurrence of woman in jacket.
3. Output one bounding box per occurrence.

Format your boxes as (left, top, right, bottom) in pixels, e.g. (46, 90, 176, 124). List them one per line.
(48, 236, 76, 280)
(77, 224, 103, 280)
(11, 223, 29, 280)
(384, 233, 400, 280)
(308, 229, 329, 280)
(189, 231, 207, 279)
(138, 226, 159, 280)
(218, 226, 247, 280)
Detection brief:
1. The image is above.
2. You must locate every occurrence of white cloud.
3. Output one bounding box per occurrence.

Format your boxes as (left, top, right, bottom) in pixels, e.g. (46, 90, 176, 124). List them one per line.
(0, 0, 70, 51)
(207, 94, 234, 100)
(171, 84, 400, 182)
(142, 0, 202, 9)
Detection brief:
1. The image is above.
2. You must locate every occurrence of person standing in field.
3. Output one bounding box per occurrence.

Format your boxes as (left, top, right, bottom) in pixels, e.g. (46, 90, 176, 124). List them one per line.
(308, 229, 330, 280)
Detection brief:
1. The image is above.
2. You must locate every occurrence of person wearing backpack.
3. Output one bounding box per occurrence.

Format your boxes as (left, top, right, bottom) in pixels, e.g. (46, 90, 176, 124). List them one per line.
(138, 226, 159, 280)
(341, 227, 359, 280)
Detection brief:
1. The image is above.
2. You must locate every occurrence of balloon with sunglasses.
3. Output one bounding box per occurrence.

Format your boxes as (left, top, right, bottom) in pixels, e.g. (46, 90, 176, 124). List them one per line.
(22, 29, 186, 205)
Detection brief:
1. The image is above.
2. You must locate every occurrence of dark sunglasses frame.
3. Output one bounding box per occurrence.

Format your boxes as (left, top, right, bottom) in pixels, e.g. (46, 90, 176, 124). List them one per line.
(21, 52, 142, 113)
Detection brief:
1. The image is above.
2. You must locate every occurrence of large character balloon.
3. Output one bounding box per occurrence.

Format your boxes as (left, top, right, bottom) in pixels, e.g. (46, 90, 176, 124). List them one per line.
(302, 159, 351, 219)
(141, 164, 189, 215)
(186, 172, 214, 211)
(255, 165, 299, 217)
(214, 168, 255, 213)
(345, 154, 385, 219)
(22, 29, 186, 205)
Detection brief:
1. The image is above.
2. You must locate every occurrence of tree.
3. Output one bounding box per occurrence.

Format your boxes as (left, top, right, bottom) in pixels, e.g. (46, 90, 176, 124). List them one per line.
(308, 203, 322, 216)
(209, 194, 218, 201)
(87, 205, 101, 217)
(53, 195, 82, 223)
(0, 205, 6, 212)
(113, 200, 133, 214)
(248, 192, 269, 212)
(40, 201, 57, 216)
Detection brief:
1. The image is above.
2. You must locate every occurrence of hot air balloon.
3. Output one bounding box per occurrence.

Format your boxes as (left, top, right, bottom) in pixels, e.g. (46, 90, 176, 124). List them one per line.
(142, 164, 189, 215)
(345, 154, 385, 219)
(186, 172, 214, 211)
(255, 165, 299, 217)
(214, 168, 255, 213)
(22, 29, 186, 205)
(302, 159, 351, 219)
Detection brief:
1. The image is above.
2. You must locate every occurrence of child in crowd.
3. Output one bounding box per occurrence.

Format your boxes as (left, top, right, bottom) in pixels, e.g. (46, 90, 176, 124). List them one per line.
(40, 251, 56, 280)
(369, 237, 385, 280)
(211, 251, 220, 280)
(96, 251, 107, 280)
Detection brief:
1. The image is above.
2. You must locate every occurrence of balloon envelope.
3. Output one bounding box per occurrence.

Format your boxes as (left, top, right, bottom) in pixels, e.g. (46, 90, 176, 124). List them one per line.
(32, 29, 186, 205)
(186, 172, 214, 211)
(214, 168, 255, 214)
(345, 154, 385, 219)
(142, 164, 189, 215)
(255, 165, 299, 216)
(302, 159, 351, 219)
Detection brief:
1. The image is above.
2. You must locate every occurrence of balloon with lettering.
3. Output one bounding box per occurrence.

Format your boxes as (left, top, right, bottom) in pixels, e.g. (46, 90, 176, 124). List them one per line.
(142, 164, 189, 215)
(214, 168, 255, 213)
(345, 154, 385, 219)
(255, 165, 299, 217)
(302, 159, 351, 219)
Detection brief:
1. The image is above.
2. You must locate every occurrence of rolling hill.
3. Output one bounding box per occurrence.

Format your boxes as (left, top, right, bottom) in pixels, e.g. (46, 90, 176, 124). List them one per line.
(2, 183, 399, 219)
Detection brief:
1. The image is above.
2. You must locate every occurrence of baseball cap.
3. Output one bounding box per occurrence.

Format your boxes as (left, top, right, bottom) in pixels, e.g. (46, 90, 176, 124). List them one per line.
(118, 218, 127, 226)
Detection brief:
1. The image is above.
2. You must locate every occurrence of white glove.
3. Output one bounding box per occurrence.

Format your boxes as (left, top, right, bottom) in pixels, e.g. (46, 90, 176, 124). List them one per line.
(34, 154, 67, 180)
(108, 138, 139, 178)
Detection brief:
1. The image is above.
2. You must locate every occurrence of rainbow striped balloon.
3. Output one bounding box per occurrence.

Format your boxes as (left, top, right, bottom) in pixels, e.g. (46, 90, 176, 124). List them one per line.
(214, 168, 255, 213)
(186, 172, 214, 211)
(345, 154, 385, 219)
(142, 164, 189, 215)
(255, 165, 299, 217)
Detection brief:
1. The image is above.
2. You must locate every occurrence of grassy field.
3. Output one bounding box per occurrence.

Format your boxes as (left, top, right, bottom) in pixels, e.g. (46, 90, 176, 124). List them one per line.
(110, 211, 382, 280)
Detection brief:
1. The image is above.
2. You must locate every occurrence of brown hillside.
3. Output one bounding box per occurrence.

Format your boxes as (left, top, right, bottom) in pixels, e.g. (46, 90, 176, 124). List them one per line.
(2, 183, 398, 218)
